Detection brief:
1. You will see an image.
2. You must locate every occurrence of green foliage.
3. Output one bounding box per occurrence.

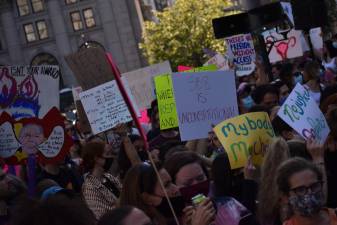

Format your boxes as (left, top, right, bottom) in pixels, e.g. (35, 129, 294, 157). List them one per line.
(139, 0, 232, 70)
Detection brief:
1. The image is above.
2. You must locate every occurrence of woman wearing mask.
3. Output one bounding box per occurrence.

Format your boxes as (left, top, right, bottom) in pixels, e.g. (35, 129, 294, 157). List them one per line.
(165, 152, 255, 225)
(119, 163, 210, 225)
(82, 142, 122, 220)
(276, 157, 337, 225)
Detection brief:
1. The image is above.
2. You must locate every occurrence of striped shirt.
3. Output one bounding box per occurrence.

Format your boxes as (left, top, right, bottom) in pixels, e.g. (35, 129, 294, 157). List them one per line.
(82, 173, 122, 220)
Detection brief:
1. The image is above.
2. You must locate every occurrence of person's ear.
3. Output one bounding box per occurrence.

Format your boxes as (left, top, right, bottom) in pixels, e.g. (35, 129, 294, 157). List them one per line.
(141, 192, 162, 206)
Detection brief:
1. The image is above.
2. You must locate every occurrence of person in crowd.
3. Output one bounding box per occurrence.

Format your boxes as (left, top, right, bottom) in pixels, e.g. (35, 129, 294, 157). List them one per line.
(82, 142, 122, 219)
(237, 82, 254, 113)
(303, 61, 323, 104)
(165, 151, 256, 225)
(118, 134, 146, 180)
(211, 153, 257, 213)
(69, 139, 83, 166)
(276, 158, 337, 225)
(36, 179, 76, 200)
(119, 163, 189, 225)
(325, 107, 337, 208)
(271, 64, 283, 81)
(278, 63, 295, 90)
(272, 116, 295, 141)
(0, 167, 27, 225)
(251, 84, 279, 109)
(11, 195, 96, 225)
(37, 161, 81, 193)
(98, 206, 152, 225)
(258, 138, 290, 225)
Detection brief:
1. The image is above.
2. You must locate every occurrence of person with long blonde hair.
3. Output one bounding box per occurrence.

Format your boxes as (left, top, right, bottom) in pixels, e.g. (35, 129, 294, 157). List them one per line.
(257, 138, 290, 225)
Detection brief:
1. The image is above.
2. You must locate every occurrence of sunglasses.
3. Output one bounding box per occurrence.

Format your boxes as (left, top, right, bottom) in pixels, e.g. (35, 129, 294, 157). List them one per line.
(290, 181, 323, 196)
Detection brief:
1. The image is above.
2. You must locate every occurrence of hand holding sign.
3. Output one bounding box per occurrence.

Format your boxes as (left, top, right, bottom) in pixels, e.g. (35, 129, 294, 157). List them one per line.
(213, 112, 275, 169)
(277, 83, 330, 144)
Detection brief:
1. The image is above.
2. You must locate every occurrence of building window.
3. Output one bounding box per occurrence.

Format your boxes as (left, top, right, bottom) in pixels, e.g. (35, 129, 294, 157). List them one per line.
(83, 8, 95, 28)
(70, 11, 83, 31)
(65, 0, 78, 4)
(17, 0, 30, 16)
(24, 24, 37, 42)
(31, 0, 44, 13)
(36, 20, 48, 39)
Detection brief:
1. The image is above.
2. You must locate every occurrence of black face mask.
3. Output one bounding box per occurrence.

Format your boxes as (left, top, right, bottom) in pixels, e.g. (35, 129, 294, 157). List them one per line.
(103, 158, 114, 171)
(156, 196, 185, 218)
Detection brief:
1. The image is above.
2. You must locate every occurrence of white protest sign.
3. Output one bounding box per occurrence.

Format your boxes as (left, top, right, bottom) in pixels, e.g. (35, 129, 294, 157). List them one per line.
(203, 53, 230, 71)
(263, 29, 303, 63)
(310, 27, 324, 58)
(0, 66, 59, 120)
(277, 83, 330, 144)
(122, 61, 172, 109)
(79, 80, 138, 134)
(225, 34, 256, 77)
(172, 70, 239, 141)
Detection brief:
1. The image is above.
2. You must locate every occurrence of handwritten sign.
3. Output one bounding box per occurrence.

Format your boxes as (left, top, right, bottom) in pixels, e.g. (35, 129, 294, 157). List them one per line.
(0, 66, 59, 120)
(213, 112, 275, 169)
(65, 48, 114, 90)
(203, 53, 230, 71)
(122, 61, 172, 109)
(225, 34, 256, 77)
(79, 80, 135, 134)
(277, 83, 330, 144)
(263, 29, 303, 63)
(172, 70, 238, 141)
(0, 107, 72, 164)
(154, 74, 178, 130)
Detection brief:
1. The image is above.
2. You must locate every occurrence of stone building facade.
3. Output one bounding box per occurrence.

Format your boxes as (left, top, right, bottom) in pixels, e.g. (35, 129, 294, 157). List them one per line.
(0, 0, 148, 88)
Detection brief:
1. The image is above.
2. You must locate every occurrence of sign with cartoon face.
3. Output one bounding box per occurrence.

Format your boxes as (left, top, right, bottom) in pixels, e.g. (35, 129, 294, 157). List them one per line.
(0, 66, 60, 120)
(0, 107, 72, 164)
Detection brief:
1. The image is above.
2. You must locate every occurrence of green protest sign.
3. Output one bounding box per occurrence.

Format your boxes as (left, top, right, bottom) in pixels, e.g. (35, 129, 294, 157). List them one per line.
(154, 74, 179, 130)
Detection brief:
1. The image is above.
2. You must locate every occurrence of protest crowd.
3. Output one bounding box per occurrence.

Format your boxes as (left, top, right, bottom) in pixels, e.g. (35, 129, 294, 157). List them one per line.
(1, 4, 337, 225)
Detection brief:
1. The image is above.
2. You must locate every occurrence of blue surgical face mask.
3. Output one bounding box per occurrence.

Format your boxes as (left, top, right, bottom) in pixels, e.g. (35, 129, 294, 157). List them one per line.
(242, 95, 254, 109)
(332, 41, 337, 49)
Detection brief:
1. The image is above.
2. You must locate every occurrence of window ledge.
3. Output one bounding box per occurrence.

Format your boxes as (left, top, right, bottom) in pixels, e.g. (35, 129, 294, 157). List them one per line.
(22, 37, 55, 48)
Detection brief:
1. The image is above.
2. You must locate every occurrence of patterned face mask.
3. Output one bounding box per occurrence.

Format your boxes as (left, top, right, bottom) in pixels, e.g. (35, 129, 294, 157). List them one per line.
(288, 190, 324, 217)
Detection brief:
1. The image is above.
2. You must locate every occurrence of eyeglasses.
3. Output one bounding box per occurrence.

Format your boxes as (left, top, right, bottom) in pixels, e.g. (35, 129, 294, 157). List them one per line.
(290, 181, 323, 196)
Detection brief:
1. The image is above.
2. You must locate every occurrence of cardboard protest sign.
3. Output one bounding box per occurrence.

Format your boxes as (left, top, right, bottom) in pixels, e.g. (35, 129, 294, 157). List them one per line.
(203, 53, 230, 71)
(71, 86, 91, 134)
(213, 112, 275, 169)
(154, 74, 178, 130)
(172, 70, 238, 141)
(0, 66, 60, 120)
(65, 48, 114, 90)
(310, 27, 323, 58)
(277, 83, 330, 144)
(122, 61, 172, 109)
(263, 29, 303, 63)
(0, 107, 72, 164)
(225, 34, 256, 77)
(79, 80, 139, 134)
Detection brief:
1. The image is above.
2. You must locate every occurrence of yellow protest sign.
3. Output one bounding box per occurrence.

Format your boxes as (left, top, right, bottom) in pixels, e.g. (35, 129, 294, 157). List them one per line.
(185, 64, 217, 72)
(213, 112, 275, 169)
(154, 74, 179, 130)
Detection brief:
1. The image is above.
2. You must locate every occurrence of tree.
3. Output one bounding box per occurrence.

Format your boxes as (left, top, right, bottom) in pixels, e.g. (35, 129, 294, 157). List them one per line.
(325, 0, 337, 34)
(139, 0, 233, 70)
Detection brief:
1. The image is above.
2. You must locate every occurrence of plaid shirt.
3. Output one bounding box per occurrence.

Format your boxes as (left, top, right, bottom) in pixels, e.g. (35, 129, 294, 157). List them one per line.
(82, 173, 122, 219)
